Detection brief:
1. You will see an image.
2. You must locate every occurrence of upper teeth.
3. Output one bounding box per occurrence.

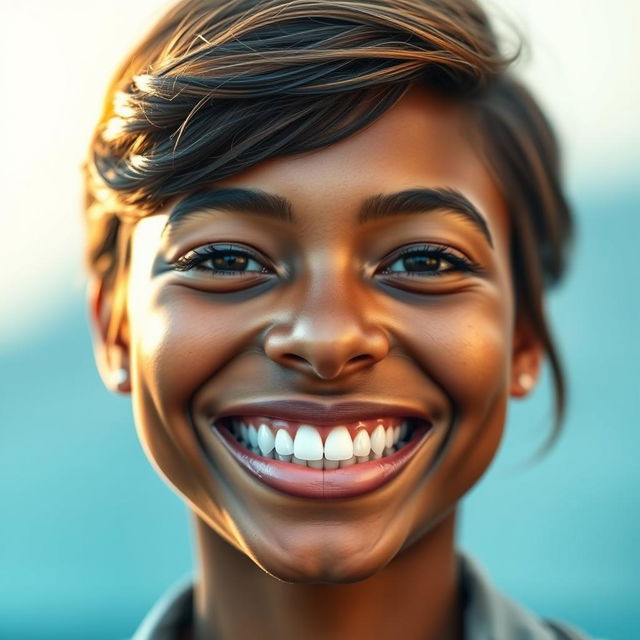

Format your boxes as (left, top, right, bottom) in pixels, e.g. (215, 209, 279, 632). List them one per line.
(371, 424, 387, 456)
(258, 423, 276, 455)
(294, 425, 325, 460)
(231, 419, 410, 461)
(352, 429, 371, 457)
(273, 428, 293, 456)
(323, 426, 355, 460)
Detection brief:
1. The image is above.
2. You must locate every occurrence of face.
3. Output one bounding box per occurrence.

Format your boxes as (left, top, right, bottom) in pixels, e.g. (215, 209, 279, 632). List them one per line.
(93, 86, 539, 582)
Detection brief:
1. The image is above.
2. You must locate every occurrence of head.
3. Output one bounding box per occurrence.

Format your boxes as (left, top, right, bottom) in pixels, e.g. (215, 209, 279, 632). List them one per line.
(84, 0, 572, 582)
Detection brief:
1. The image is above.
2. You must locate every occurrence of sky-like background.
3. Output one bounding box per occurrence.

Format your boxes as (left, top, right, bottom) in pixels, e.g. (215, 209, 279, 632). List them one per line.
(1, 1, 638, 638)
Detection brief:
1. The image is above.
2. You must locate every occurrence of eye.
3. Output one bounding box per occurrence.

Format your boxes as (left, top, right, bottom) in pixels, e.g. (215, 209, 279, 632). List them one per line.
(172, 243, 272, 277)
(377, 244, 481, 278)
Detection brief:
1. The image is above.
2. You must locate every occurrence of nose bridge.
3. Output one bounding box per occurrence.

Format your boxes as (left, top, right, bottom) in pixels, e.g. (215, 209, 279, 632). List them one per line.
(298, 257, 366, 324)
(263, 252, 389, 379)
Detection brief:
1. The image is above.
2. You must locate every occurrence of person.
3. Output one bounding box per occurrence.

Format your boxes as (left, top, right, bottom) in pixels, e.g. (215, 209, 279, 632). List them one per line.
(82, 0, 596, 638)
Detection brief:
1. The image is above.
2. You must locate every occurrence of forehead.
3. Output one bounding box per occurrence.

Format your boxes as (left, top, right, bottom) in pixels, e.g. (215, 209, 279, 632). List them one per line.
(199, 85, 509, 240)
(144, 86, 509, 257)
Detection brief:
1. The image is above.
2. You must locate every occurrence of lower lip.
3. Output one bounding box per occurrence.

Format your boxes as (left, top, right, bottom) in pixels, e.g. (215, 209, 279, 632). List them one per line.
(213, 420, 434, 499)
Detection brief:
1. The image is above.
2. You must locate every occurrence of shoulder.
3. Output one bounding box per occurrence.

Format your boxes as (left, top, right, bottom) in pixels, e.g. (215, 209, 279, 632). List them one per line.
(458, 550, 600, 640)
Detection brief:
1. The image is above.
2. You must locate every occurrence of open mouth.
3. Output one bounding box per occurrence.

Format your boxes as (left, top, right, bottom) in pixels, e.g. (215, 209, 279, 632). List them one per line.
(207, 416, 434, 499)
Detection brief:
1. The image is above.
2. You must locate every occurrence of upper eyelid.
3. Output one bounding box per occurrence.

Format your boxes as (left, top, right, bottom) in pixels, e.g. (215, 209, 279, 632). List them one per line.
(379, 244, 474, 265)
(174, 243, 272, 269)
(174, 242, 475, 272)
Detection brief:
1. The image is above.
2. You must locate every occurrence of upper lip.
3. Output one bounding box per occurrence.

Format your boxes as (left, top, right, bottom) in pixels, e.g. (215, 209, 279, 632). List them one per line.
(214, 399, 431, 426)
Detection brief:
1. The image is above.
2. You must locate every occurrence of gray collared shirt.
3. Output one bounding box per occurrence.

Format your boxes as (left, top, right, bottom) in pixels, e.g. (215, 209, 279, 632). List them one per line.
(130, 550, 599, 639)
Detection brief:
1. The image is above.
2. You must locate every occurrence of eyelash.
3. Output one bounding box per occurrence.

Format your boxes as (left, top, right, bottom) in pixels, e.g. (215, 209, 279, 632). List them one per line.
(173, 244, 271, 276)
(172, 243, 481, 278)
(379, 244, 482, 278)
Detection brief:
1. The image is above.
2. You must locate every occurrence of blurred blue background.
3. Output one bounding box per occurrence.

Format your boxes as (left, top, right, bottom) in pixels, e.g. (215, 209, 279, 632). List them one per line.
(1, 1, 638, 638)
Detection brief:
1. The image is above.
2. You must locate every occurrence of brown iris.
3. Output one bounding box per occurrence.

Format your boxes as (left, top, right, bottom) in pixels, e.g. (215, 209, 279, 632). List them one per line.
(405, 255, 441, 272)
(212, 253, 248, 271)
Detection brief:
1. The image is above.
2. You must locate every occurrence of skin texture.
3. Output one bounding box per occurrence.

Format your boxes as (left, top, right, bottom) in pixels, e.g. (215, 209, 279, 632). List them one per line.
(90, 85, 541, 639)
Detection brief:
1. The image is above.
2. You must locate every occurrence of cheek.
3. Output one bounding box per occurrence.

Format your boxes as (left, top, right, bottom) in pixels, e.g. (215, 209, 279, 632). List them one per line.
(397, 289, 512, 414)
(394, 289, 513, 537)
(126, 282, 262, 515)
(129, 285, 254, 409)
(124, 215, 253, 412)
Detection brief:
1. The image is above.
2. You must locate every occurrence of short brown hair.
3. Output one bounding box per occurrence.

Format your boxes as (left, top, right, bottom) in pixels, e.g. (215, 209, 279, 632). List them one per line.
(83, 0, 573, 457)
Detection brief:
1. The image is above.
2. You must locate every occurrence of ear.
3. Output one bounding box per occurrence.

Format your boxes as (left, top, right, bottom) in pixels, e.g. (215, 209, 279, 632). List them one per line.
(87, 275, 131, 394)
(510, 313, 543, 398)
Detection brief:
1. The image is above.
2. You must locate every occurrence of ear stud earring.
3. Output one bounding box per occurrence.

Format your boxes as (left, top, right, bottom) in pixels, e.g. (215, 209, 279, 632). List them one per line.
(517, 372, 534, 392)
(111, 368, 129, 388)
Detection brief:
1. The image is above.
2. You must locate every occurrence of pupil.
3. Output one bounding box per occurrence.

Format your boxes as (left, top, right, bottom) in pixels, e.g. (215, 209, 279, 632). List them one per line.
(213, 253, 247, 270)
(405, 255, 440, 271)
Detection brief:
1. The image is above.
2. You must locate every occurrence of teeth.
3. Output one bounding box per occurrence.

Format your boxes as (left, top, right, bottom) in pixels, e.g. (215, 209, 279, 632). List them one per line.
(229, 418, 415, 466)
(385, 426, 394, 449)
(274, 429, 294, 456)
(257, 423, 275, 455)
(352, 429, 371, 457)
(370, 424, 386, 456)
(339, 456, 356, 468)
(323, 458, 340, 470)
(293, 425, 324, 461)
(324, 426, 354, 461)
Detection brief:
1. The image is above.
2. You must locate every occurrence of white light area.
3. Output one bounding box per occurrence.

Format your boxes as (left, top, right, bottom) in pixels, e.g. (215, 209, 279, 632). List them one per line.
(489, 0, 640, 183)
(0, 0, 172, 346)
(1, 0, 638, 343)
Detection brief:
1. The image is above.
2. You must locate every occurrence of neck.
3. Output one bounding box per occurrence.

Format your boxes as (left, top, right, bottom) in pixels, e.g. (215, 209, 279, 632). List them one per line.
(190, 509, 464, 640)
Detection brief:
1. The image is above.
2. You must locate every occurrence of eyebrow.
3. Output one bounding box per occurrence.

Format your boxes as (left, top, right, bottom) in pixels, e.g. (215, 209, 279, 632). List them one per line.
(163, 186, 493, 247)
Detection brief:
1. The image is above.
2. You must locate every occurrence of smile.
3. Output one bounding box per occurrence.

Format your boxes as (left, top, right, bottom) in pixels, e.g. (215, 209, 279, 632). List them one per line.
(209, 415, 435, 499)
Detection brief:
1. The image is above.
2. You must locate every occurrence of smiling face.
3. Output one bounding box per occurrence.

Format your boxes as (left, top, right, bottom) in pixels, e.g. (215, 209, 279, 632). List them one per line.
(92, 85, 540, 582)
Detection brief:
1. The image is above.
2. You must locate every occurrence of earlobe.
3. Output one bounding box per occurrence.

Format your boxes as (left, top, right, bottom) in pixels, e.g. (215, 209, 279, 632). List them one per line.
(87, 275, 131, 394)
(510, 315, 542, 398)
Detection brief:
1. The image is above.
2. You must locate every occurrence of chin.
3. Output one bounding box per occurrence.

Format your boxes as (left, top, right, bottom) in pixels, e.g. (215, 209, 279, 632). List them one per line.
(246, 531, 397, 584)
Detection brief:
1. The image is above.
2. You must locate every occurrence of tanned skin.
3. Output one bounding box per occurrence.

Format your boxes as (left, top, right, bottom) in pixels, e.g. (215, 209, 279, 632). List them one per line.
(90, 85, 541, 640)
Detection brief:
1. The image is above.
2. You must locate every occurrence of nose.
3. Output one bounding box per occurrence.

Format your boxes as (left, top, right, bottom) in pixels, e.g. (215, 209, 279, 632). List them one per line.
(263, 280, 390, 380)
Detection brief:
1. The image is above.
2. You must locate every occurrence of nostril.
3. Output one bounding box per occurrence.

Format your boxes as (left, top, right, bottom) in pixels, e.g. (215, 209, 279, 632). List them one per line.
(283, 353, 369, 365)
(283, 354, 307, 364)
(284, 352, 371, 368)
